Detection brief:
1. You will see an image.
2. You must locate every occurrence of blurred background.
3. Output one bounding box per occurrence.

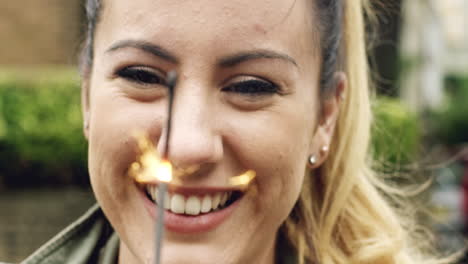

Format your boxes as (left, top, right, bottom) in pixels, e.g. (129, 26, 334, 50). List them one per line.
(0, 0, 467, 262)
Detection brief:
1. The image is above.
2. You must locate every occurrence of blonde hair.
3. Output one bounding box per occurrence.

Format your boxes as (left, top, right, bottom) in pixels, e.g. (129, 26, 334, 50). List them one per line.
(282, 1, 453, 263)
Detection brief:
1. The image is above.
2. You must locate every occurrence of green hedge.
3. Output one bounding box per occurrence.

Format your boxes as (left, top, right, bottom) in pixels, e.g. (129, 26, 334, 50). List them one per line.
(0, 68, 88, 187)
(371, 97, 420, 170)
(431, 75, 468, 146)
(0, 69, 421, 187)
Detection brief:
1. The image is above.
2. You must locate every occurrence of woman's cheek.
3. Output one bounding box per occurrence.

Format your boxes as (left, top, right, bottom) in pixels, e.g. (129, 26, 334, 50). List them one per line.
(238, 125, 305, 222)
(88, 88, 165, 177)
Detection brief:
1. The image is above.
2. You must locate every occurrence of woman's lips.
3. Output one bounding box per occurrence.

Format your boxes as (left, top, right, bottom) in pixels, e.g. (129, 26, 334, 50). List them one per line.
(139, 184, 242, 234)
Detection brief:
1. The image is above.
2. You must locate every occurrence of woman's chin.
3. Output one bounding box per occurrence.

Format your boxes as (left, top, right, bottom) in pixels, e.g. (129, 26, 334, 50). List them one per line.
(122, 226, 243, 264)
(160, 243, 240, 264)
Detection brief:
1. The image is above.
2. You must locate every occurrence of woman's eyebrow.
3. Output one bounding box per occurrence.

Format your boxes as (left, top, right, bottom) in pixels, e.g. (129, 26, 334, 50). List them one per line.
(218, 50, 298, 68)
(106, 39, 179, 64)
(106, 39, 298, 68)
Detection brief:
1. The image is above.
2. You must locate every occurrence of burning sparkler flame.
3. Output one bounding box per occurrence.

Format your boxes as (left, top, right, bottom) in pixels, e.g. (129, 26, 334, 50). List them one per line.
(129, 133, 256, 188)
(157, 160, 172, 183)
(229, 170, 256, 189)
(129, 131, 165, 183)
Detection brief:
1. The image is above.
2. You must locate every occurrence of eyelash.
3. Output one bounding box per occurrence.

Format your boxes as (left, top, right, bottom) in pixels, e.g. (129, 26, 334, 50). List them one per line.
(116, 66, 281, 95)
(222, 79, 280, 96)
(116, 66, 165, 86)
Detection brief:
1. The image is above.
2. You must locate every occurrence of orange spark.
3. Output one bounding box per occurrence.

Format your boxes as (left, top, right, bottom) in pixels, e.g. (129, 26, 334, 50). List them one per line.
(129, 132, 256, 188)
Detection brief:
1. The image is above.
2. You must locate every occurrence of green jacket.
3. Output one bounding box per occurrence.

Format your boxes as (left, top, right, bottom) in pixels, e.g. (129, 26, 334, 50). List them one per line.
(20, 205, 297, 264)
(21, 204, 118, 264)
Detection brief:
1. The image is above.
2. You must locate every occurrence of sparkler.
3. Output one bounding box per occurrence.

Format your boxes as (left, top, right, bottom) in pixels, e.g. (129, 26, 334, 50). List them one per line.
(154, 161, 170, 264)
(128, 71, 257, 264)
(154, 71, 177, 264)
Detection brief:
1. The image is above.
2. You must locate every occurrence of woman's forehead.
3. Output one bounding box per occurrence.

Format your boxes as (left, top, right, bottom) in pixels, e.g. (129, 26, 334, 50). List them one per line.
(96, 0, 317, 63)
(102, 0, 308, 26)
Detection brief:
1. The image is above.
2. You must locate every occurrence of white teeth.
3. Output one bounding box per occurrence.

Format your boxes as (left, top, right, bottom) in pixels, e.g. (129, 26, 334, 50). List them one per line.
(171, 194, 186, 214)
(185, 196, 201, 215)
(151, 186, 158, 202)
(201, 196, 212, 213)
(155, 188, 162, 205)
(212, 193, 221, 210)
(146, 186, 236, 215)
(220, 192, 228, 206)
(163, 192, 171, 209)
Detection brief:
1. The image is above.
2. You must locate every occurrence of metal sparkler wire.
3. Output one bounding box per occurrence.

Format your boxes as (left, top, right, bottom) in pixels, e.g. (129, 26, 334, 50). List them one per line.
(155, 70, 178, 264)
(163, 71, 177, 160)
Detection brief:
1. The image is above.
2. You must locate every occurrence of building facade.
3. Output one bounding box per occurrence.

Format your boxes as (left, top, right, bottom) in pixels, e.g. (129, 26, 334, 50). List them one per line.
(0, 0, 83, 65)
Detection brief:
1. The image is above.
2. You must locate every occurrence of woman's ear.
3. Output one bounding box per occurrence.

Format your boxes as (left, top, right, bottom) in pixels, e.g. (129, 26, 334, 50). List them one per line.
(308, 72, 347, 168)
(81, 79, 90, 140)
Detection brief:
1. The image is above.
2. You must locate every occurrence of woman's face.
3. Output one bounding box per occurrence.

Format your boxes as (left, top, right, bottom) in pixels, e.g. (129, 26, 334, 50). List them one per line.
(84, 0, 336, 263)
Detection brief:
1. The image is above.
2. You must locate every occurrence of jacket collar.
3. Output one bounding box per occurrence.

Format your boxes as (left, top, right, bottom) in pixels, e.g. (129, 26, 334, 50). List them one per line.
(22, 204, 118, 264)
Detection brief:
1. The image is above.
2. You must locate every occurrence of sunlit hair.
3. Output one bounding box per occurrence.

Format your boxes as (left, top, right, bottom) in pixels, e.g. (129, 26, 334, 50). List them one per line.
(80, 0, 452, 263)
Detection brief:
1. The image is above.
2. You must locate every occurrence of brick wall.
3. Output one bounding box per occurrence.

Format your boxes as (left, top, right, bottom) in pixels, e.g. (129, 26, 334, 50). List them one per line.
(0, 0, 83, 65)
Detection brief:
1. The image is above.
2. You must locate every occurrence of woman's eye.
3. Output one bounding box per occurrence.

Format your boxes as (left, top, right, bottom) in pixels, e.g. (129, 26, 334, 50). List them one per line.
(222, 79, 280, 95)
(116, 66, 165, 86)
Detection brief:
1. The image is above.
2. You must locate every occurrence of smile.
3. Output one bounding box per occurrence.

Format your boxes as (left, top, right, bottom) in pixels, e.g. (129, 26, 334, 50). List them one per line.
(145, 185, 241, 216)
(140, 183, 245, 233)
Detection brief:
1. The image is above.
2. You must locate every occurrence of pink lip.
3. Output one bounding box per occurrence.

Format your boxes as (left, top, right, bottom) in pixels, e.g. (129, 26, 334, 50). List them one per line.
(138, 185, 241, 234)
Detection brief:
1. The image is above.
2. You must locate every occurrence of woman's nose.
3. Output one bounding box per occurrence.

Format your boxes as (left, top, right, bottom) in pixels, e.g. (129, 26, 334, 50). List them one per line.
(158, 89, 223, 169)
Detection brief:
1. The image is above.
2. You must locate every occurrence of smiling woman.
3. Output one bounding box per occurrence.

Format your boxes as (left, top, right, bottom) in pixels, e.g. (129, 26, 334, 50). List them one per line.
(21, 0, 451, 264)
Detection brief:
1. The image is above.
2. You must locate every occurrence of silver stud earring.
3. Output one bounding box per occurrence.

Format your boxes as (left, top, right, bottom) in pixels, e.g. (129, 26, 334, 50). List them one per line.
(308, 155, 317, 166)
(321, 145, 329, 153)
(340, 93, 346, 101)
